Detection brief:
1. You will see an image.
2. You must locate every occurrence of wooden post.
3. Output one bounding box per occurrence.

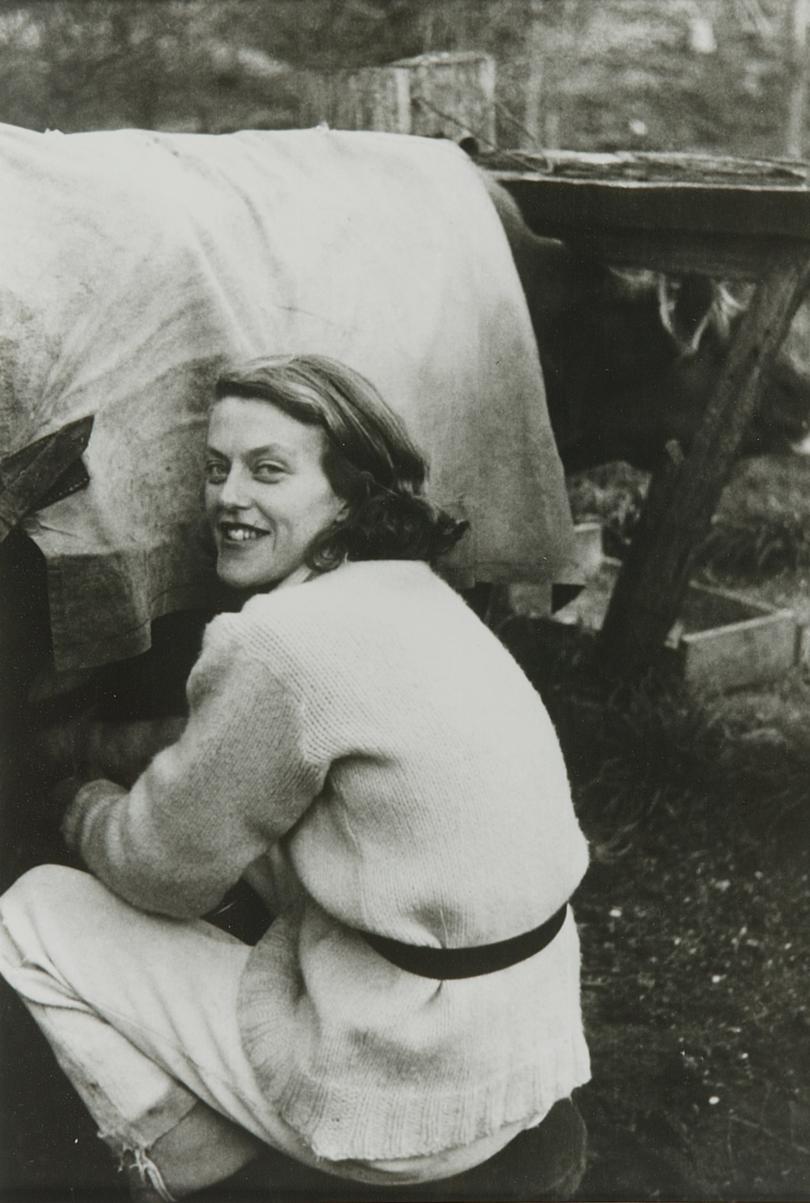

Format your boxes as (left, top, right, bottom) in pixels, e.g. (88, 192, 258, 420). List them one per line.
(296, 52, 496, 145)
(403, 51, 496, 145)
(598, 246, 810, 670)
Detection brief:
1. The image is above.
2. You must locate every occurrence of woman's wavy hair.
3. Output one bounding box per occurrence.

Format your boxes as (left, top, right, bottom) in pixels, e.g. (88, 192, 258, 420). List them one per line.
(214, 354, 468, 571)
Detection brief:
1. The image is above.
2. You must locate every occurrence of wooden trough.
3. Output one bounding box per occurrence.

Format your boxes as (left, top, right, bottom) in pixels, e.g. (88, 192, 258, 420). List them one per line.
(510, 525, 803, 693)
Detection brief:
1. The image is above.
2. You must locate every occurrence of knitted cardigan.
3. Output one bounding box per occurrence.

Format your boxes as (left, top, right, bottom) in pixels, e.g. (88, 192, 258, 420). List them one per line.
(67, 560, 591, 1162)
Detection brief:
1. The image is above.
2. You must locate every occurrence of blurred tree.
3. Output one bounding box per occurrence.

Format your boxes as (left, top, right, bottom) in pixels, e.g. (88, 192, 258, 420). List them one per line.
(523, 0, 545, 147)
(0, 0, 806, 155)
(0, 0, 296, 131)
(0, 2, 199, 130)
(0, 0, 442, 131)
(206, 0, 428, 70)
(785, 0, 809, 155)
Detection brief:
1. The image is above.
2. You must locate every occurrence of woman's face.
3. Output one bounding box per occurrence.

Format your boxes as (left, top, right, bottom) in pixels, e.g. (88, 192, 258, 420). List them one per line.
(204, 395, 347, 590)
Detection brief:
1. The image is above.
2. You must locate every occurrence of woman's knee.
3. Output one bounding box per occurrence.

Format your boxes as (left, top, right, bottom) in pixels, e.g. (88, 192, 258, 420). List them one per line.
(2, 863, 98, 913)
(0, 864, 105, 953)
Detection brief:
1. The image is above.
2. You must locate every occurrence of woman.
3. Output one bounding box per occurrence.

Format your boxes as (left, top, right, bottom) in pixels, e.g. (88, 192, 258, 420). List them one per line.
(0, 354, 590, 1202)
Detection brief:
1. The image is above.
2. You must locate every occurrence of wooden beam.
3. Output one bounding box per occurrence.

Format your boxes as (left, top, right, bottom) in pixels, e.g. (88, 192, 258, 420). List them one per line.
(598, 246, 810, 671)
(496, 172, 810, 243)
(489, 156, 810, 275)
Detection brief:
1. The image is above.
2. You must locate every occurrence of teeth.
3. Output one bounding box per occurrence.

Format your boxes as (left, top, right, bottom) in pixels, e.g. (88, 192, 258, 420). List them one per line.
(222, 525, 266, 542)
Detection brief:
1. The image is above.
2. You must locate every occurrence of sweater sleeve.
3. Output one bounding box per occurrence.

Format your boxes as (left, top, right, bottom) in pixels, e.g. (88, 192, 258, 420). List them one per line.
(63, 616, 326, 918)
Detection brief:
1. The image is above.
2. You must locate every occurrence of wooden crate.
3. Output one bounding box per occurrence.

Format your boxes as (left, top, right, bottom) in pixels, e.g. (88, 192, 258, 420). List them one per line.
(517, 555, 802, 692)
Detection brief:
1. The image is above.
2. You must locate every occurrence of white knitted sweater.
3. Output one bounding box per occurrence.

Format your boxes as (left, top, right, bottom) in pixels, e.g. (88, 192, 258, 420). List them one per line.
(68, 560, 591, 1161)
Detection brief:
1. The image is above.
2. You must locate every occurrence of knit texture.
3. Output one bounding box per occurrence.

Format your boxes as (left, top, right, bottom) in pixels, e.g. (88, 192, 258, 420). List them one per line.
(68, 561, 590, 1161)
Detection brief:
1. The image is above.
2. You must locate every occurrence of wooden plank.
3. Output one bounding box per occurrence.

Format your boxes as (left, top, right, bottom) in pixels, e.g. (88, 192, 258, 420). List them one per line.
(484, 149, 810, 184)
(678, 611, 800, 692)
(494, 172, 810, 244)
(486, 150, 810, 274)
(598, 246, 810, 671)
(527, 556, 800, 691)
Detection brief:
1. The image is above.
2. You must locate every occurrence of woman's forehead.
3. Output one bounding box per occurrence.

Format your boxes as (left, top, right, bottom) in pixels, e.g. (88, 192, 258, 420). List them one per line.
(207, 394, 326, 459)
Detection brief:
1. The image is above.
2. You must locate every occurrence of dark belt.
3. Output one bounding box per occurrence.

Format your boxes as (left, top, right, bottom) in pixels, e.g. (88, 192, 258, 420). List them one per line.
(362, 903, 569, 980)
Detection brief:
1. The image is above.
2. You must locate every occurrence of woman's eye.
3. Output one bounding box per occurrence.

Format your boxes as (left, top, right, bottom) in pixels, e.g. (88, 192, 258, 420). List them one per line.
(205, 461, 228, 485)
(254, 462, 284, 482)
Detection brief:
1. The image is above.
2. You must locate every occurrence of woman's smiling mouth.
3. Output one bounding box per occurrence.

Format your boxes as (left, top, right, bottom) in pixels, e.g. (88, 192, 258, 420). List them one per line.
(219, 521, 271, 544)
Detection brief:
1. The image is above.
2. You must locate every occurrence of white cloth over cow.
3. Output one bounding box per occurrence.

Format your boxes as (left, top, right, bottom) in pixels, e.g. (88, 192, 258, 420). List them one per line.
(0, 122, 577, 670)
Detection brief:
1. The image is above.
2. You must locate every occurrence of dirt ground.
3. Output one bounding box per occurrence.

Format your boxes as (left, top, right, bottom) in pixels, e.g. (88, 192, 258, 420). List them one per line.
(573, 788, 810, 1200)
(492, 607, 810, 1202)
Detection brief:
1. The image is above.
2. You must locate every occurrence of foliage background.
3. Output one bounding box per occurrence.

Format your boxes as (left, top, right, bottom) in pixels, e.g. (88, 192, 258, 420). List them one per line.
(0, 0, 806, 159)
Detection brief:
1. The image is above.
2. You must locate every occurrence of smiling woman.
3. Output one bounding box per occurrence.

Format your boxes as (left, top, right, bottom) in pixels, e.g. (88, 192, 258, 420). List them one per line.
(209, 355, 470, 578)
(204, 394, 348, 591)
(0, 355, 590, 1203)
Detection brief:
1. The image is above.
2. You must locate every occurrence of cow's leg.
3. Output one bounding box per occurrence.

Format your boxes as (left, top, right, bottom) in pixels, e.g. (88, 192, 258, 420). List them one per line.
(0, 531, 72, 886)
(461, 583, 512, 628)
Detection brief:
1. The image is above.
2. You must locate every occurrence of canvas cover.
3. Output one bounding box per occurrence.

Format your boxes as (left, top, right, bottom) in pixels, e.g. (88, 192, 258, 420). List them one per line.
(0, 123, 578, 670)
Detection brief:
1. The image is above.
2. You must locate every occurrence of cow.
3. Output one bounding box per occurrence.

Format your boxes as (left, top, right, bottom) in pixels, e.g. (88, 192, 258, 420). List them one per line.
(485, 175, 810, 472)
(4, 165, 810, 886)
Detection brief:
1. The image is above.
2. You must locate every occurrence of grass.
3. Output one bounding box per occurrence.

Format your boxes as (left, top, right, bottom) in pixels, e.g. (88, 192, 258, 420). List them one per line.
(698, 512, 810, 578)
(567, 463, 648, 559)
(568, 455, 810, 589)
(698, 457, 810, 584)
(504, 620, 810, 857)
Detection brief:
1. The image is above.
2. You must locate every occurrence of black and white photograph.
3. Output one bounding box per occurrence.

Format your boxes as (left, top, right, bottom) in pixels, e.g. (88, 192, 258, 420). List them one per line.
(0, 3, 809, 1201)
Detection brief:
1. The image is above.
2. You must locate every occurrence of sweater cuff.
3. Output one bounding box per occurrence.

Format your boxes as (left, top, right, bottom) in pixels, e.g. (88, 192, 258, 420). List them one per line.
(62, 778, 126, 852)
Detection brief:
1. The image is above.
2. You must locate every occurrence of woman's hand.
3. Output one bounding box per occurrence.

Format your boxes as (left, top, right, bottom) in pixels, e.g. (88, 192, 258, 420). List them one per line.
(59, 775, 100, 852)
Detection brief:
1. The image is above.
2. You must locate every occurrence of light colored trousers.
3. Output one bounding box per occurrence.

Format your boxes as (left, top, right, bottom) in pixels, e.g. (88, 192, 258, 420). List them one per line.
(0, 865, 520, 1192)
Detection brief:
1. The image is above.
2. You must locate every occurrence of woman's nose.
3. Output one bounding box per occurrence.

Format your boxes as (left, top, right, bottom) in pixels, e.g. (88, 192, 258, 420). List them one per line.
(217, 466, 250, 508)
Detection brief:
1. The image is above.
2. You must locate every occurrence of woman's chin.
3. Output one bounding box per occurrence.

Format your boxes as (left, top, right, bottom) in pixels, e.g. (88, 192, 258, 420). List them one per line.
(215, 557, 278, 593)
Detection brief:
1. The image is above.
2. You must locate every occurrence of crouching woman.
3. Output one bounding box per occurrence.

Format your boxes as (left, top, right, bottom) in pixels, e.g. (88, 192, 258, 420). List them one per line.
(0, 354, 590, 1201)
